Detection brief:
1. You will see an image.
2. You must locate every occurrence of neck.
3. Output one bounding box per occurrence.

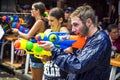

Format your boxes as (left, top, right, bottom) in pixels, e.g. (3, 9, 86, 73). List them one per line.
(52, 25, 61, 32)
(111, 37, 116, 42)
(88, 26, 98, 37)
(35, 15, 42, 20)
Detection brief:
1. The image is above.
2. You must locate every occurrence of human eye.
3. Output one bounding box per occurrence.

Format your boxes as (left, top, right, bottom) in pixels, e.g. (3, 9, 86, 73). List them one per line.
(72, 23, 79, 27)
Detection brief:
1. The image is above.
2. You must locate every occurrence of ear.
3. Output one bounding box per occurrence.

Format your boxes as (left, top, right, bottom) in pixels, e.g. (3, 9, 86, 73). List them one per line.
(37, 9, 40, 14)
(59, 18, 63, 24)
(86, 18, 92, 27)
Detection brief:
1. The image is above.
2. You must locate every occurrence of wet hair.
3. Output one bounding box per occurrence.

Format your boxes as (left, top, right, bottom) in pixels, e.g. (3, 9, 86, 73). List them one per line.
(32, 2, 46, 16)
(49, 7, 65, 22)
(70, 4, 96, 25)
(107, 24, 118, 32)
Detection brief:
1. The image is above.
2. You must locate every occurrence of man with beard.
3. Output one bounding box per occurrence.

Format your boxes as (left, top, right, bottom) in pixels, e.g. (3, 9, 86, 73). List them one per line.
(39, 4, 112, 80)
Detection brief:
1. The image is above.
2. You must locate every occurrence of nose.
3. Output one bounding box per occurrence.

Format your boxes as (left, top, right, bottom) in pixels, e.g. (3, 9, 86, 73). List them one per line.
(48, 21, 51, 25)
(72, 27, 75, 32)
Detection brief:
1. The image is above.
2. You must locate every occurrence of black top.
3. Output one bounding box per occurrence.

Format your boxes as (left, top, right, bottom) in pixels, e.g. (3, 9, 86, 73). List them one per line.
(24, 14, 35, 29)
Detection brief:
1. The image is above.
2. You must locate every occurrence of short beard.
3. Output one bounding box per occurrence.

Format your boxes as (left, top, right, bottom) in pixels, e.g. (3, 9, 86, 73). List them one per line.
(80, 22, 89, 37)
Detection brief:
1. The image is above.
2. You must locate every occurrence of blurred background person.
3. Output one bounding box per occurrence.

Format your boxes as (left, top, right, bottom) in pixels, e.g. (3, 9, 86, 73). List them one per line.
(107, 24, 120, 57)
(109, 3, 118, 24)
(21, 4, 35, 29)
(63, 7, 74, 33)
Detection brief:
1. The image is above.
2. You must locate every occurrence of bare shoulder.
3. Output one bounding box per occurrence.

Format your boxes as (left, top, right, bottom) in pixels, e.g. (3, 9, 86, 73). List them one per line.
(36, 19, 44, 24)
(33, 20, 44, 27)
(60, 26, 69, 33)
(44, 29, 52, 34)
(33, 19, 45, 32)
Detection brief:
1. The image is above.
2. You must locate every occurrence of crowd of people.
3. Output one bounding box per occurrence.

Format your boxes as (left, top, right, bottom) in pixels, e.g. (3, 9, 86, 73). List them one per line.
(1, 0, 120, 80)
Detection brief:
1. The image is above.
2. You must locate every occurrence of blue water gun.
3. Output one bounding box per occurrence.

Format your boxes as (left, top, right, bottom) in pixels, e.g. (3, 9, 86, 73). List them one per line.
(35, 32, 76, 49)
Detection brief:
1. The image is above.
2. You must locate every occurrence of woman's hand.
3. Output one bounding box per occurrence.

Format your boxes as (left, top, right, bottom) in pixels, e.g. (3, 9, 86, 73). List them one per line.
(64, 47, 73, 53)
(12, 28, 19, 34)
(15, 49, 26, 56)
(39, 41, 54, 51)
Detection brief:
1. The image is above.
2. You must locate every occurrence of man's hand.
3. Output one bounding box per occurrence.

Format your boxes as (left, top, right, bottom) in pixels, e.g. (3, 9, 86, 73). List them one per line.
(39, 41, 54, 51)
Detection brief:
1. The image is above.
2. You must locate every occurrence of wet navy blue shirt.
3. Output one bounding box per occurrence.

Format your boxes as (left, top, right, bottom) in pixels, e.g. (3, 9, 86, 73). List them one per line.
(50, 30, 112, 80)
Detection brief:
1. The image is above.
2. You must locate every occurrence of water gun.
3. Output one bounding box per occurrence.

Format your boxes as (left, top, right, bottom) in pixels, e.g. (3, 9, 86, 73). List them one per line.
(1, 15, 24, 33)
(35, 32, 85, 49)
(2, 15, 24, 24)
(14, 38, 51, 58)
(69, 34, 86, 49)
(11, 22, 29, 34)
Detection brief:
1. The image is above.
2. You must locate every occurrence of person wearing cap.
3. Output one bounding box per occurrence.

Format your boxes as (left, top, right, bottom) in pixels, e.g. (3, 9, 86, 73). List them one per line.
(63, 7, 74, 33)
(21, 4, 35, 29)
(64, 7, 74, 21)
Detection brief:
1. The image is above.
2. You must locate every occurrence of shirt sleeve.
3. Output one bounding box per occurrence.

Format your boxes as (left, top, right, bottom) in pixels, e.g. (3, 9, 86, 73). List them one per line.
(50, 37, 111, 74)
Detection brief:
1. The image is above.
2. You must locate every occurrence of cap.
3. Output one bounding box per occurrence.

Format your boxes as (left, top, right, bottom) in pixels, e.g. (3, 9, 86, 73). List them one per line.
(65, 7, 74, 13)
(22, 4, 31, 10)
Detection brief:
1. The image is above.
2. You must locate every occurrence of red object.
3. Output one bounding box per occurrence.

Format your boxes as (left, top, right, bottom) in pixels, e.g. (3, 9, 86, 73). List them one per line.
(16, 23, 20, 29)
(46, 9, 50, 13)
(37, 41, 44, 45)
(2, 16, 6, 21)
(14, 40, 21, 48)
(35, 35, 39, 40)
(70, 35, 86, 49)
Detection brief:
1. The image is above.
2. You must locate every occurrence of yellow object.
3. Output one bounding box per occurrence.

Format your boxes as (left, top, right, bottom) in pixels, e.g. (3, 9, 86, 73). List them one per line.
(19, 18, 24, 23)
(17, 38, 51, 58)
(19, 39, 27, 49)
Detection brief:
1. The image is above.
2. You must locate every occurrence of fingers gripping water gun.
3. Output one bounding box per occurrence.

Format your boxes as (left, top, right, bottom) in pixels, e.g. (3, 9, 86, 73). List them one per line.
(14, 38, 51, 58)
(35, 32, 86, 49)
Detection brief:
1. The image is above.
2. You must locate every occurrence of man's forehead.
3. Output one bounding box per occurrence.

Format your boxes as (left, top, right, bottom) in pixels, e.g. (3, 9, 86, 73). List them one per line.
(71, 17, 80, 23)
(71, 16, 80, 20)
(111, 29, 118, 32)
